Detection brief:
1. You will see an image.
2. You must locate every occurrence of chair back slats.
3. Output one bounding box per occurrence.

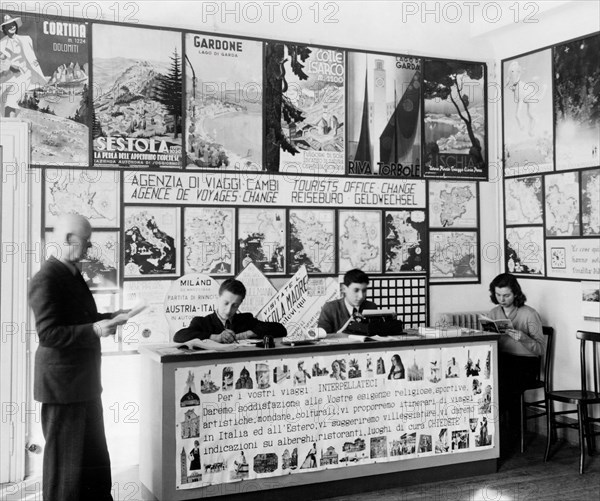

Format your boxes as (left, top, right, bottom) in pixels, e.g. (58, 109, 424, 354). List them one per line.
(542, 326, 554, 393)
(576, 330, 600, 395)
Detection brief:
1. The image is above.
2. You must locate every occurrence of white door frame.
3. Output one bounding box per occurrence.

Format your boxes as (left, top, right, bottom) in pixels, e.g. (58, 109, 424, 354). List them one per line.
(0, 120, 34, 484)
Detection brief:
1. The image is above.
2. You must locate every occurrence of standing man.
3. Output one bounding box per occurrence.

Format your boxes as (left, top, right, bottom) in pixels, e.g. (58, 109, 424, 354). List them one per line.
(29, 214, 129, 501)
(317, 269, 378, 334)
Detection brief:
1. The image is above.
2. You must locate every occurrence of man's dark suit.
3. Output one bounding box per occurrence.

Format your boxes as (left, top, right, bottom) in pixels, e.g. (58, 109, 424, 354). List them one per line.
(29, 256, 113, 501)
(317, 298, 378, 333)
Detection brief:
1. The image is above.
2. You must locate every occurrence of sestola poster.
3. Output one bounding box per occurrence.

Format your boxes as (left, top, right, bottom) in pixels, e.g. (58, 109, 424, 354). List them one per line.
(0, 12, 89, 165)
(423, 59, 487, 180)
(264, 43, 345, 175)
(92, 24, 182, 168)
(347, 53, 421, 178)
(185, 34, 263, 170)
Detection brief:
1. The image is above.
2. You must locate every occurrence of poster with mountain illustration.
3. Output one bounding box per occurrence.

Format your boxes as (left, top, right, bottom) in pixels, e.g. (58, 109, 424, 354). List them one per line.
(0, 11, 89, 165)
(264, 43, 345, 175)
(92, 24, 182, 167)
(185, 34, 262, 170)
(423, 59, 487, 180)
(347, 53, 421, 178)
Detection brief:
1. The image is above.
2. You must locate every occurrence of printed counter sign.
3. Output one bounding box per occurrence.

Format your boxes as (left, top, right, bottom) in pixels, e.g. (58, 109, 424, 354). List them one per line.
(0, 12, 90, 165)
(174, 343, 496, 489)
(423, 60, 487, 180)
(347, 53, 421, 178)
(265, 43, 345, 175)
(185, 34, 263, 170)
(92, 24, 182, 168)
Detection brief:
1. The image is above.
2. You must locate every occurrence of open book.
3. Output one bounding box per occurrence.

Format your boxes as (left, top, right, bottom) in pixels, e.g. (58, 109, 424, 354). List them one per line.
(479, 315, 513, 334)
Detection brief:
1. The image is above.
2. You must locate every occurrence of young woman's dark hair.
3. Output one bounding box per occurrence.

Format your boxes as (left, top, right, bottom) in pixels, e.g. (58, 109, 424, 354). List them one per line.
(489, 273, 527, 307)
(219, 278, 247, 299)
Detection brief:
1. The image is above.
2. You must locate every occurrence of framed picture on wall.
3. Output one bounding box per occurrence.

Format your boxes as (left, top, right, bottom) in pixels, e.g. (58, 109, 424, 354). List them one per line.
(92, 23, 183, 168)
(238, 208, 286, 274)
(0, 12, 90, 166)
(504, 176, 543, 226)
(183, 207, 235, 275)
(581, 168, 600, 236)
(264, 43, 345, 175)
(429, 230, 478, 283)
(184, 33, 263, 170)
(428, 180, 478, 228)
(554, 33, 600, 171)
(505, 226, 545, 276)
(44, 168, 120, 228)
(384, 210, 427, 273)
(346, 52, 421, 178)
(338, 210, 382, 273)
(502, 49, 553, 177)
(123, 206, 180, 277)
(545, 172, 581, 237)
(288, 209, 335, 274)
(423, 59, 487, 180)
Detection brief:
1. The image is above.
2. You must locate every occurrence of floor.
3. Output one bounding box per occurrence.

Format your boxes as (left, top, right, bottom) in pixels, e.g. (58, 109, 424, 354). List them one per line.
(2, 434, 598, 500)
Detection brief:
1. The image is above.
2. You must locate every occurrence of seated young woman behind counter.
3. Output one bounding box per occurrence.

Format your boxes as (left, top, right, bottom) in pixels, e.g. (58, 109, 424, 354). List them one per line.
(174, 279, 286, 344)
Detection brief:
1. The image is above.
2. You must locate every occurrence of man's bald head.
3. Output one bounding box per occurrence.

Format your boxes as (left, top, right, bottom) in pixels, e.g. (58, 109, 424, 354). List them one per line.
(51, 213, 92, 264)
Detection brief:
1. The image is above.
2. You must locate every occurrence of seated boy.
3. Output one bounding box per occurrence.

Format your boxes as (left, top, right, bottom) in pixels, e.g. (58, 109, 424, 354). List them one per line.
(174, 278, 286, 343)
(317, 269, 378, 334)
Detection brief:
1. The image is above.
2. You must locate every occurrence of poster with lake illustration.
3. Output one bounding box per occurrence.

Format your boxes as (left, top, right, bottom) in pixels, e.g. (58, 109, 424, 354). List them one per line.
(92, 24, 182, 167)
(423, 59, 487, 180)
(185, 34, 262, 170)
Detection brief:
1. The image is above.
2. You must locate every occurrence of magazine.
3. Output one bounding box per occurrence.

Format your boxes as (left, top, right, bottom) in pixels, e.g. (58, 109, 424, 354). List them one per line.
(479, 315, 513, 334)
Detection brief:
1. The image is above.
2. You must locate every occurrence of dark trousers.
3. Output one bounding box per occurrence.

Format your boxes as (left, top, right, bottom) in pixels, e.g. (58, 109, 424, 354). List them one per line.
(41, 399, 113, 501)
(498, 353, 540, 441)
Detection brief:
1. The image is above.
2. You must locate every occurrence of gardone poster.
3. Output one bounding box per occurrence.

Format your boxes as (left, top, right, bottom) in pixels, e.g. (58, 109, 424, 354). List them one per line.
(92, 24, 182, 167)
(423, 59, 487, 180)
(347, 53, 421, 177)
(264, 43, 345, 175)
(554, 33, 600, 171)
(185, 34, 262, 170)
(0, 12, 89, 165)
(503, 50, 553, 177)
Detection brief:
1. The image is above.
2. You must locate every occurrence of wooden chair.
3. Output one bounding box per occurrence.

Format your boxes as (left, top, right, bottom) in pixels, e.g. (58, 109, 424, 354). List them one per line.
(519, 326, 554, 453)
(544, 330, 600, 474)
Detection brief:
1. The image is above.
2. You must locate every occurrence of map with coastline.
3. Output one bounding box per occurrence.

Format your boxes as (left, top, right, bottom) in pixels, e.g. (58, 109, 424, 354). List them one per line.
(385, 210, 427, 272)
(545, 172, 580, 236)
(506, 227, 544, 275)
(582, 169, 600, 235)
(289, 210, 335, 274)
(184, 208, 234, 274)
(45, 169, 119, 228)
(339, 211, 382, 272)
(429, 231, 477, 280)
(429, 181, 477, 228)
(238, 209, 285, 274)
(505, 176, 543, 225)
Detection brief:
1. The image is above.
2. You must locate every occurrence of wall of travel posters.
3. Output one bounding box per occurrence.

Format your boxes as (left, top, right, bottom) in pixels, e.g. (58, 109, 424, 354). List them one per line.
(502, 32, 600, 281)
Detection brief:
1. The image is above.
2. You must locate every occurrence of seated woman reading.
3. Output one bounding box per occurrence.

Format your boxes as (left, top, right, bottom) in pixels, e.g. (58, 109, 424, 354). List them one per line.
(174, 278, 286, 344)
(488, 273, 545, 446)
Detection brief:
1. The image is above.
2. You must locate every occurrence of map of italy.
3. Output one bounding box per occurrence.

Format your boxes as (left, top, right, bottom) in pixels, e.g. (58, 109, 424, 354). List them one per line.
(438, 186, 474, 227)
(185, 209, 233, 274)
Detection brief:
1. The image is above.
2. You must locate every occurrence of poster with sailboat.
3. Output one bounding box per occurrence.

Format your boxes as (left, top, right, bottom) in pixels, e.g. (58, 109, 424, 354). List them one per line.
(347, 53, 421, 178)
(0, 11, 89, 165)
(423, 59, 487, 180)
(92, 24, 182, 168)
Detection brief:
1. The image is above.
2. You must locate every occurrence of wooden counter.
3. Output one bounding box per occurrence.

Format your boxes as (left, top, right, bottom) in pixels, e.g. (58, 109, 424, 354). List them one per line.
(140, 331, 500, 500)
